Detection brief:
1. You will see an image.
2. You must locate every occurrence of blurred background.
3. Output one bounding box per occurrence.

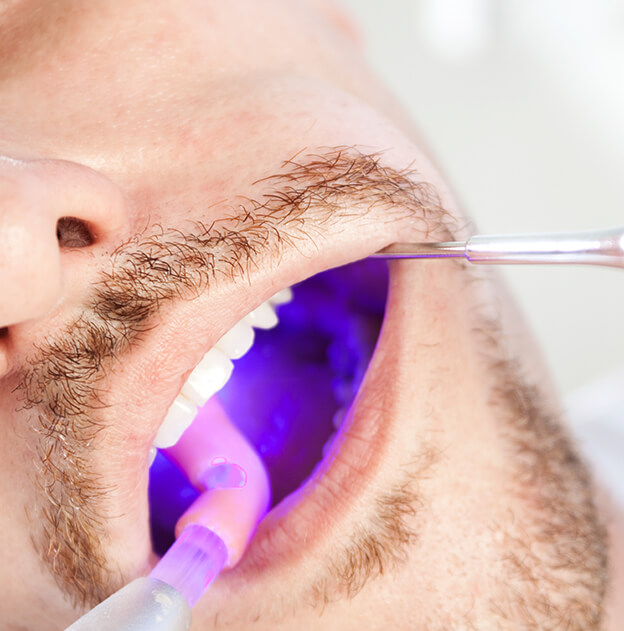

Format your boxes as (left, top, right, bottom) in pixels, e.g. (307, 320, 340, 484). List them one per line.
(342, 0, 624, 501)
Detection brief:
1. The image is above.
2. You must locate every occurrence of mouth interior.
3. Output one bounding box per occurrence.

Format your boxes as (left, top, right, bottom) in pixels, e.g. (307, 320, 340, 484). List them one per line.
(149, 259, 388, 555)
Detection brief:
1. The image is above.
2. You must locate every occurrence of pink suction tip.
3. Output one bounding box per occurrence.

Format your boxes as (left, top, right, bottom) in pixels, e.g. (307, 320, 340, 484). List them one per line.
(165, 397, 271, 569)
(152, 397, 270, 608)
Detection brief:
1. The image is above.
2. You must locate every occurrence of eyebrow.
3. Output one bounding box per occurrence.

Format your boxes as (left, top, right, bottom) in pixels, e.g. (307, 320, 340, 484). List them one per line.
(18, 146, 455, 608)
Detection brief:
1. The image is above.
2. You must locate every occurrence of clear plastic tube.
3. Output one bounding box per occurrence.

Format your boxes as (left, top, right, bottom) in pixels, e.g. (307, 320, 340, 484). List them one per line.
(149, 524, 228, 609)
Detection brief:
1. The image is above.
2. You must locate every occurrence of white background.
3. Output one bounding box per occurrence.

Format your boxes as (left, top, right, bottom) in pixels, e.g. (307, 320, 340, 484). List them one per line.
(342, 0, 624, 397)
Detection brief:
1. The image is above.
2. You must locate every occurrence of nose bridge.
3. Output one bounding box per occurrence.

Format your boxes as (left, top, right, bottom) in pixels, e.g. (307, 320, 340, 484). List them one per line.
(0, 157, 128, 327)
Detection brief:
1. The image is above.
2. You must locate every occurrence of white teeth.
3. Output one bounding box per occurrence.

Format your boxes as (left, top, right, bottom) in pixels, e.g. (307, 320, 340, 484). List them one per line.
(181, 347, 234, 407)
(153, 394, 197, 449)
(148, 446, 158, 466)
(244, 301, 278, 329)
(153, 346, 235, 450)
(150, 288, 293, 455)
(269, 287, 293, 306)
(215, 320, 255, 359)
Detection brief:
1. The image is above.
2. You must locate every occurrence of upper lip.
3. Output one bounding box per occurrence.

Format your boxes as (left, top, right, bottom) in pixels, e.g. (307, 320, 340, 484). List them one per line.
(101, 225, 403, 578)
(134, 230, 408, 453)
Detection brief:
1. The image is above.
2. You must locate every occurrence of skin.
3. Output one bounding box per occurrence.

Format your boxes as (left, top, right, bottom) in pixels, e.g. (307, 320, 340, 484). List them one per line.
(0, 0, 621, 629)
(0, 157, 127, 331)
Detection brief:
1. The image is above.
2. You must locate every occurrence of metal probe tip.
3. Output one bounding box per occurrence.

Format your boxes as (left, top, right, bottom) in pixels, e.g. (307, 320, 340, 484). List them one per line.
(371, 241, 466, 259)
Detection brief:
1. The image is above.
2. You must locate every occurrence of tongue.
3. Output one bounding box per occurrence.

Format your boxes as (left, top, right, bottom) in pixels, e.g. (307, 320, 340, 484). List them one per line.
(163, 398, 271, 568)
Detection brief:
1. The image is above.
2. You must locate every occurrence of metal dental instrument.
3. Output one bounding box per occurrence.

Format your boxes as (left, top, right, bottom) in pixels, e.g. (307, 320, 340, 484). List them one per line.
(372, 226, 624, 269)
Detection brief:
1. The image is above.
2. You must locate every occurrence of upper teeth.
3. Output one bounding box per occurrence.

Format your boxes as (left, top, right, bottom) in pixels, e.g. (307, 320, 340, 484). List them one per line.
(152, 288, 292, 450)
(214, 320, 255, 359)
(267, 287, 293, 306)
(181, 347, 234, 408)
(243, 301, 279, 329)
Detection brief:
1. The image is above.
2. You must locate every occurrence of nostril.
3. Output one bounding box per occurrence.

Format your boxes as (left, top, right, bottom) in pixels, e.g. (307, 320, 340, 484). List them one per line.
(56, 216, 94, 249)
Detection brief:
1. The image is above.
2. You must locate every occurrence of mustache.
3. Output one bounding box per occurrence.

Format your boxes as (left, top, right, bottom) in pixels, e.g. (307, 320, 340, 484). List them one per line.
(15, 147, 451, 608)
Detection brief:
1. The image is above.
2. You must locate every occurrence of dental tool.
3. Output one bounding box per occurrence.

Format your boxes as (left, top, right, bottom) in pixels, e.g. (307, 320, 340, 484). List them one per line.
(66, 403, 269, 631)
(372, 226, 624, 269)
(65, 524, 227, 631)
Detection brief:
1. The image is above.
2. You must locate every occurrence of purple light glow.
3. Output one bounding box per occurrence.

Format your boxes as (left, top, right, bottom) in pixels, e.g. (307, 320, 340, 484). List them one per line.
(218, 259, 388, 504)
(149, 452, 199, 555)
(148, 259, 388, 547)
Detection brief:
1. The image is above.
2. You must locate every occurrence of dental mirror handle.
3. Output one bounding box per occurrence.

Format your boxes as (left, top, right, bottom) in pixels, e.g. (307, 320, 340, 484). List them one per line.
(374, 226, 624, 268)
(463, 226, 624, 267)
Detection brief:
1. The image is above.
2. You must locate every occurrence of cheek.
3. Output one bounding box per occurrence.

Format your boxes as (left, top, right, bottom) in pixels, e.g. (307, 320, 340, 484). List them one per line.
(0, 391, 66, 611)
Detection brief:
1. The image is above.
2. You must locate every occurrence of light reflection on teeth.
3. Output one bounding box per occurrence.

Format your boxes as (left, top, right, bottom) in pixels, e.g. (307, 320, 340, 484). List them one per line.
(215, 320, 255, 360)
(244, 301, 278, 329)
(151, 287, 294, 453)
(182, 348, 234, 407)
(268, 287, 293, 306)
(153, 394, 197, 449)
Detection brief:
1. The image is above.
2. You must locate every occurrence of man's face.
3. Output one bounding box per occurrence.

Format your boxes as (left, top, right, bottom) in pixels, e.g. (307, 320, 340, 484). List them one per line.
(0, 1, 613, 629)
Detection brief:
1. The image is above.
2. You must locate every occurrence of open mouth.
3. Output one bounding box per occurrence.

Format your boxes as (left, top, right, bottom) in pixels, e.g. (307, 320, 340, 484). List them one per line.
(148, 257, 388, 559)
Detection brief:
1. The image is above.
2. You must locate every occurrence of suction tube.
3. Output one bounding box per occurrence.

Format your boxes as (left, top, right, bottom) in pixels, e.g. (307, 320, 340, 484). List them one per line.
(64, 577, 191, 631)
(66, 524, 227, 631)
(66, 399, 270, 630)
(149, 524, 228, 609)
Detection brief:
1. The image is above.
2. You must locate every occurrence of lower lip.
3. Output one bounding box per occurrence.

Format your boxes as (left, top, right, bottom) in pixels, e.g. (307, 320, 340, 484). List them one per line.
(148, 258, 391, 576)
(239, 377, 391, 577)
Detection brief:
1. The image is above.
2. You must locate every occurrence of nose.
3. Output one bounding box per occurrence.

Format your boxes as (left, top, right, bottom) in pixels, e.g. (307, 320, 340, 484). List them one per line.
(0, 156, 127, 328)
